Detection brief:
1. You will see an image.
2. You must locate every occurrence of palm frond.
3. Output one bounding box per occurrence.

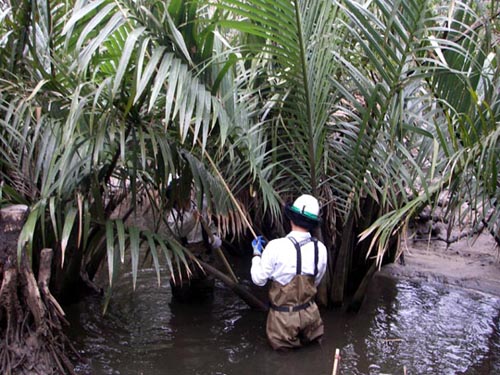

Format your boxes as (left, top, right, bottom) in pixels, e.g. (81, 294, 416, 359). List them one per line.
(213, 0, 342, 201)
(350, 0, 499, 262)
(62, 0, 227, 149)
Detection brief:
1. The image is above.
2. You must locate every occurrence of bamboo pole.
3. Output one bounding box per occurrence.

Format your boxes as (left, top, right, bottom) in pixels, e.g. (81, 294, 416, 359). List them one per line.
(331, 348, 340, 375)
(201, 146, 258, 239)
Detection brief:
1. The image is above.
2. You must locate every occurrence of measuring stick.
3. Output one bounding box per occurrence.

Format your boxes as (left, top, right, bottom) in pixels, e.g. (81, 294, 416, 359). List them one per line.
(332, 348, 340, 375)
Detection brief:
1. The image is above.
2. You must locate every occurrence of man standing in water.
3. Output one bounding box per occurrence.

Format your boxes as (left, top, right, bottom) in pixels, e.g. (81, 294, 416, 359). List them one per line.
(166, 179, 222, 302)
(250, 194, 328, 350)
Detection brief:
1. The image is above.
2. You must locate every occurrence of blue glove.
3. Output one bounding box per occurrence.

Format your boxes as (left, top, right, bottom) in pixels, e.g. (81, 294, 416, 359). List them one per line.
(251, 236, 267, 256)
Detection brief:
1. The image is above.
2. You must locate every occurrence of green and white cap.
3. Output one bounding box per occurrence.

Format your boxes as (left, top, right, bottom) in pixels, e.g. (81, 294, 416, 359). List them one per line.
(289, 194, 320, 221)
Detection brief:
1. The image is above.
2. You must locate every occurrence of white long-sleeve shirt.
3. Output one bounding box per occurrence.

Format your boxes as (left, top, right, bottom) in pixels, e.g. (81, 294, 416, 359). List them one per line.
(251, 231, 327, 287)
(166, 200, 218, 245)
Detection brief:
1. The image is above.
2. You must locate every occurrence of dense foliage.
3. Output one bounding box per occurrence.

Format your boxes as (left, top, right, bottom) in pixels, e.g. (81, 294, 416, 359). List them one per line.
(0, 0, 498, 309)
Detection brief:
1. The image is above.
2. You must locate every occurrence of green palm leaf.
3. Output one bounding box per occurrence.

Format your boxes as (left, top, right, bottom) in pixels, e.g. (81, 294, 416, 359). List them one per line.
(213, 0, 342, 213)
(340, 0, 500, 262)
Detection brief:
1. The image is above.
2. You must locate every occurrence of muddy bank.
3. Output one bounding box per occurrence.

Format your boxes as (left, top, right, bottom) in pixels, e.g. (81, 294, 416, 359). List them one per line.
(378, 231, 500, 297)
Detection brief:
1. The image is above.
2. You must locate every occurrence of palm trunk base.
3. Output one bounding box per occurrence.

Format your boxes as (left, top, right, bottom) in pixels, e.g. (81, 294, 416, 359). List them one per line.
(0, 206, 76, 375)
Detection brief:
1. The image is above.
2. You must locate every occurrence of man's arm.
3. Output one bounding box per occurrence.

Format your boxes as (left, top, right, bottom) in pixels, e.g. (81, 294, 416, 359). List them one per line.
(315, 243, 328, 286)
(250, 245, 274, 286)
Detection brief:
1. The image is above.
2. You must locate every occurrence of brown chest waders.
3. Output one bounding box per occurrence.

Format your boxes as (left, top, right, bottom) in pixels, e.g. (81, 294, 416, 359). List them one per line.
(266, 237, 324, 350)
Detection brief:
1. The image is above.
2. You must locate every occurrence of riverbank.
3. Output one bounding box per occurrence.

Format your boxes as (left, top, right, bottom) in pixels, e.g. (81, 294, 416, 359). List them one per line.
(378, 231, 500, 297)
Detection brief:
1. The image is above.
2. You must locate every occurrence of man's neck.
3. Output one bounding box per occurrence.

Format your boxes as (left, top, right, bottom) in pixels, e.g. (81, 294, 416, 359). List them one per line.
(290, 223, 308, 233)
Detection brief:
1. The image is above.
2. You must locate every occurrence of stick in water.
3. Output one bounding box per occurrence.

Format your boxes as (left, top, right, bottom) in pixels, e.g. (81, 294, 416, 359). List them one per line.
(332, 348, 340, 375)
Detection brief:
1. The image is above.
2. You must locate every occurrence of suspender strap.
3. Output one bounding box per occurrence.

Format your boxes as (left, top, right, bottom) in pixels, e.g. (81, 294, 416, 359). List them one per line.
(270, 237, 320, 314)
(288, 236, 318, 276)
(313, 238, 318, 278)
(288, 237, 302, 275)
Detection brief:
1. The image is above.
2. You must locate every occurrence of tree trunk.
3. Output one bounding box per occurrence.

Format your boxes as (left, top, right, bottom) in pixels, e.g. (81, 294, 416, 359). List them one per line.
(346, 261, 378, 312)
(0, 205, 76, 375)
(330, 211, 355, 305)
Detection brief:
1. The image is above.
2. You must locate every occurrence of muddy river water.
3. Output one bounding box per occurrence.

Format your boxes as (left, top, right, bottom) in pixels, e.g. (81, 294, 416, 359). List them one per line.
(66, 268, 500, 375)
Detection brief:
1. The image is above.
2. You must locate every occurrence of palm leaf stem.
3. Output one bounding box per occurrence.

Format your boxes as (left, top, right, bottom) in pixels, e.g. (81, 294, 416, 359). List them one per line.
(292, 1, 316, 194)
(197, 137, 257, 239)
(452, 9, 500, 45)
(361, 121, 500, 264)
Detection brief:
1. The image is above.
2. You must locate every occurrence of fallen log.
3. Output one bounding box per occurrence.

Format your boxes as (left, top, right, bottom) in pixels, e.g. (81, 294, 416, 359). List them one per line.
(196, 258, 268, 312)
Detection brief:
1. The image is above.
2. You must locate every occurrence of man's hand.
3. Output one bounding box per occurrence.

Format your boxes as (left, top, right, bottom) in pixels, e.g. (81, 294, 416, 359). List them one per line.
(210, 235, 222, 250)
(251, 235, 267, 256)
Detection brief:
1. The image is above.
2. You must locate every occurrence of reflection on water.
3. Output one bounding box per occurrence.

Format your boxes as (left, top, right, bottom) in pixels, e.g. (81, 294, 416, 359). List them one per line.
(66, 270, 500, 375)
(356, 278, 500, 375)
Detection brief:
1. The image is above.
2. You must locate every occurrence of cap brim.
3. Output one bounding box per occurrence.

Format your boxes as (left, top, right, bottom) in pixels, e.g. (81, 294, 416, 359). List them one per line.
(284, 204, 320, 230)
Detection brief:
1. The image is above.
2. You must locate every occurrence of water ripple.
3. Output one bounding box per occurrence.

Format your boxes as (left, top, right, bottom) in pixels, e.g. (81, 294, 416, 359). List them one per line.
(67, 270, 500, 375)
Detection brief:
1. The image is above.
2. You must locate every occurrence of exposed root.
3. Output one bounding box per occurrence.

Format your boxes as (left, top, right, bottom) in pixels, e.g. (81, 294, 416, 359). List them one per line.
(0, 251, 77, 374)
(1, 205, 77, 374)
